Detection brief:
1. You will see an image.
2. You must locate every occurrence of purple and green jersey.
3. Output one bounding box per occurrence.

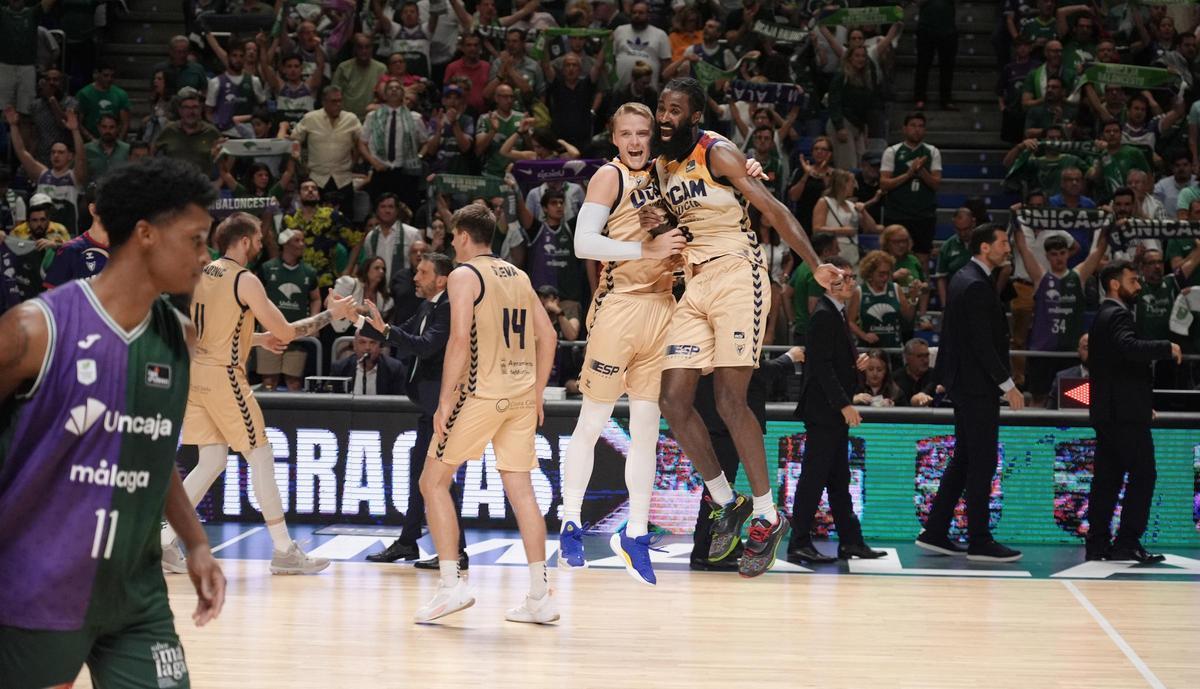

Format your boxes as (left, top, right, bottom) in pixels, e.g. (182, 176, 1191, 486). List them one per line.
(1029, 269, 1085, 352)
(0, 280, 190, 631)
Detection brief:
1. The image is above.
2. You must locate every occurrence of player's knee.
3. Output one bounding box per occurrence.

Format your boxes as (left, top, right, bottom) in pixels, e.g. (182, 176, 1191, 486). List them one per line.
(714, 393, 748, 424)
(418, 465, 449, 498)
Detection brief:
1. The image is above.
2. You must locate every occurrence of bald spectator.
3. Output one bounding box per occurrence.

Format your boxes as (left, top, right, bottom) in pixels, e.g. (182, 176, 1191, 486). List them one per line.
(474, 82, 525, 178)
(542, 51, 604, 150)
(893, 339, 940, 406)
(332, 33, 388, 120)
(155, 35, 209, 94)
(151, 88, 221, 178)
(291, 86, 363, 218)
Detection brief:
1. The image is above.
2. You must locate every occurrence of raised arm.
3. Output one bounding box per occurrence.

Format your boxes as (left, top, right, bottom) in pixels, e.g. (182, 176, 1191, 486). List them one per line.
(1075, 228, 1107, 284)
(3, 106, 48, 180)
(238, 270, 348, 341)
(709, 142, 839, 286)
(66, 110, 88, 185)
(1013, 223, 1046, 286)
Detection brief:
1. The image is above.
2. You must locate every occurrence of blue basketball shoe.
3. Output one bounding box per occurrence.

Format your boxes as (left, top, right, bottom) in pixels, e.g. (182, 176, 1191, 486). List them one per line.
(609, 526, 665, 586)
(559, 521, 590, 568)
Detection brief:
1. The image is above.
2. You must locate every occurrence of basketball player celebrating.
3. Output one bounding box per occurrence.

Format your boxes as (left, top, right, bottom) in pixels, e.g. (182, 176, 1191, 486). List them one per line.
(161, 212, 357, 576)
(649, 78, 841, 578)
(559, 102, 768, 584)
(414, 204, 559, 624)
(0, 159, 225, 688)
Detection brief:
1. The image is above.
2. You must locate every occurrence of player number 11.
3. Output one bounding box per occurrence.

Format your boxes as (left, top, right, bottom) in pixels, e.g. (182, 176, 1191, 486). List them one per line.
(92, 509, 119, 560)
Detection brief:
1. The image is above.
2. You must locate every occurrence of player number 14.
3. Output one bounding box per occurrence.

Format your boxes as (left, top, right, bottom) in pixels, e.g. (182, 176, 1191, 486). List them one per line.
(92, 509, 119, 560)
(502, 308, 527, 349)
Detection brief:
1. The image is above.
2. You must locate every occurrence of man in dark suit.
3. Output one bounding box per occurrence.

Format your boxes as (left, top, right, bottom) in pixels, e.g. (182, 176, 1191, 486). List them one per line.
(1085, 260, 1181, 563)
(387, 239, 429, 327)
(918, 224, 1026, 562)
(330, 333, 406, 395)
(788, 257, 885, 564)
(1045, 334, 1088, 410)
(358, 252, 469, 569)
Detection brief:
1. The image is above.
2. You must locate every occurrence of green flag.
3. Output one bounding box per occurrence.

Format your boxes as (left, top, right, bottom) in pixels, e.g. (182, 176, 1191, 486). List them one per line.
(1082, 63, 1181, 89)
(693, 60, 736, 91)
(818, 5, 904, 26)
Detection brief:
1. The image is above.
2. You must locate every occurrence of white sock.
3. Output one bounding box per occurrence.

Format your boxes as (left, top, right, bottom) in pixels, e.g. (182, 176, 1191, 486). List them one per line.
(439, 558, 459, 587)
(247, 445, 291, 551)
(560, 398, 615, 530)
(164, 444, 230, 547)
(624, 399, 660, 538)
(267, 521, 291, 553)
(705, 473, 734, 506)
(528, 560, 548, 598)
(752, 492, 778, 523)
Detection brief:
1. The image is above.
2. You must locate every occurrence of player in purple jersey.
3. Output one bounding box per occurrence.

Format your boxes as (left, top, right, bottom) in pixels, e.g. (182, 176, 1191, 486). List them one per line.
(0, 159, 225, 688)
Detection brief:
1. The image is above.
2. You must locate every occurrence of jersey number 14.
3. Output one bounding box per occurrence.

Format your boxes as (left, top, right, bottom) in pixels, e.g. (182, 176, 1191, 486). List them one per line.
(502, 308, 527, 349)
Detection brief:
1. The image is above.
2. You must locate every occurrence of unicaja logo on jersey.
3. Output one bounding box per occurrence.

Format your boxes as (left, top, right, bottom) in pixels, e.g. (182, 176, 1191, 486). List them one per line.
(69, 458, 150, 494)
(64, 398, 174, 441)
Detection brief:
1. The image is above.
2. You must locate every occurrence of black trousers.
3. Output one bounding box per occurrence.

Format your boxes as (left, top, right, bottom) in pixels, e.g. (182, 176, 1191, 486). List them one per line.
(914, 29, 958, 105)
(1087, 424, 1157, 549)
(925, 395, 1000, 543)
(789, 422, 865, 549)
(398, 409, 467, 551)
(319, 178, 356, 220)
(690, 429, 743, 562)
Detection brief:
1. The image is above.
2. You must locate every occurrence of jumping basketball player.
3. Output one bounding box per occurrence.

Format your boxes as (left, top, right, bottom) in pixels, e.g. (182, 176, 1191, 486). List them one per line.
(558, 102, 768, 585)
(161, 212, 357, 576)
(413, 204, 559, 624)
(0, 159, 224, 688)
(649, 78, 840, 578)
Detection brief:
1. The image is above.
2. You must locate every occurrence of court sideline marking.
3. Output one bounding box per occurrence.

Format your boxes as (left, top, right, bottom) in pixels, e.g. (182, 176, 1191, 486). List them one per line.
(1062, 580, 1166, 689)
(210, 526, 265, 554)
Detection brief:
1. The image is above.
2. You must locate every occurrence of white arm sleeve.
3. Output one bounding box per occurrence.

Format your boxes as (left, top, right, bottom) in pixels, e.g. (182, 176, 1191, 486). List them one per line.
(573, 202, 644, 261)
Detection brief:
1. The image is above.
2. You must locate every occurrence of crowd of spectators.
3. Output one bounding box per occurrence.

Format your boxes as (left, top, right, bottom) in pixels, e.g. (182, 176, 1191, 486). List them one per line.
(3, 0, 1200, 404)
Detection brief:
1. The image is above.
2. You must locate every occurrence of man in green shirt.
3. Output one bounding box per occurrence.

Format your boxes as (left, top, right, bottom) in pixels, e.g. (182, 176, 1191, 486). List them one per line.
(331, 33, 386, 121)
(1022, 77, 1076, 139)
(151, 88, 221, 178)
(881, 112, 942, 267)
(256, 228, 320, 390)
(1165, 233, 1200, 289)
(83, 114, 130, 180)
(1090, 119, 1151, 202)
(935, 208, 975, 308)
(790, 232, 838, 340)
(474, 83, 524, 178)
(75, 63, 131, 141)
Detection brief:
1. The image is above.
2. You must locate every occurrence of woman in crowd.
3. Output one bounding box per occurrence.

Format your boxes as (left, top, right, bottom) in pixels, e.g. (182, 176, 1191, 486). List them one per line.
(812, 168, 880, 264)
(826, 45, 880, 169)
(141, 70, 172, 144)
(787, 135, 835, 233)
(850, 250, 915, 349)
(853, 349, 900, 407)
(879, 224, 929, 315)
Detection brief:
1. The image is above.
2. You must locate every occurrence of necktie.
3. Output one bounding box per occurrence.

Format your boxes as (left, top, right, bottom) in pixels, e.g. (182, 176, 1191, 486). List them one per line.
(387, 109, 397, 162)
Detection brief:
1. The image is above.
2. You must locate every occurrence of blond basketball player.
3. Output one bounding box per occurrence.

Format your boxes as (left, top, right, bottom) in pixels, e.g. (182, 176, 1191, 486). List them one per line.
(413, 204, 559, 624)
(558, 102, 768, 585)
(649, 78, 841, 578)
(162, 213, 357, 575)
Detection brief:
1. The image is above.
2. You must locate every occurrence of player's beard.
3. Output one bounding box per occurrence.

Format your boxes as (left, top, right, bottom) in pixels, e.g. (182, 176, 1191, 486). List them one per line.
(654, 123, 697, 163)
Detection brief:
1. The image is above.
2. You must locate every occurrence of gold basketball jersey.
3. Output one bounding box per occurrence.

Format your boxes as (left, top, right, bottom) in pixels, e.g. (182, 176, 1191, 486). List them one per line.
(595, 160, 676, 295)
(459, 255, 540, 400)
(190, 257, 257, 372)
(655, 130, 762, 268)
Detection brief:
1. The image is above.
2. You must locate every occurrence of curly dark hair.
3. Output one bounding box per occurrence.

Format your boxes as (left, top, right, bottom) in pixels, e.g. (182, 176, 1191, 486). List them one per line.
(95, 158, 217, 250)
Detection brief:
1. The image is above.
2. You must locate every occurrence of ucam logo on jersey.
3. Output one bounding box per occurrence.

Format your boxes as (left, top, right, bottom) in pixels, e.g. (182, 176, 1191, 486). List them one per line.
(64, 398, 175, 441)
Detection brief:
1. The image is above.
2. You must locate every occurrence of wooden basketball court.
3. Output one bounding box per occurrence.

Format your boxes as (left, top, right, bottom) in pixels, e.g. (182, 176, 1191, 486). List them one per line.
(70, 535, 1200, 689)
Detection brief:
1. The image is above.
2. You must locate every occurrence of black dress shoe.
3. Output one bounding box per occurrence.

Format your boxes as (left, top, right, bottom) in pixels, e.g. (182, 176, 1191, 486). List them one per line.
(914, 530, 968, 556)
(966, 539, 1022, 562)
(786, 544, 836, 564)
(838, 543, 886, 560)
(365, 539, 420, 563)
(1107, 544, 1165, 564)
(414, 552, 470, 570)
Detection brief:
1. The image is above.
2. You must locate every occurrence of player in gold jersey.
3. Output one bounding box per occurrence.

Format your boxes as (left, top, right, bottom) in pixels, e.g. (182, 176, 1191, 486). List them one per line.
(557, 102, 768, 585)
(412, 204, 560, 624)
(648, 78, 842, 578)
(163, 213, 358, 576)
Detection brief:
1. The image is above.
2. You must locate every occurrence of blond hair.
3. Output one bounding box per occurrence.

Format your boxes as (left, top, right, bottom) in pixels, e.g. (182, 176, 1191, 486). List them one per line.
(879, 224, 910, 253)
(214, 212, 261, 253)
(610, 101, 653, 131)
(858, 250, 896, 282)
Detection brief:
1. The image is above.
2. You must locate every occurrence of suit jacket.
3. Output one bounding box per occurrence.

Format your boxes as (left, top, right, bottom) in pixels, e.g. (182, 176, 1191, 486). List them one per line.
(936, 259, 1011, 399)
(331, 353, 405, 395)
(695, 353, 795, 435)
(798, 295, 856, 426)
(363, 293, 450, 408)
(1088, 299, 1173, 425)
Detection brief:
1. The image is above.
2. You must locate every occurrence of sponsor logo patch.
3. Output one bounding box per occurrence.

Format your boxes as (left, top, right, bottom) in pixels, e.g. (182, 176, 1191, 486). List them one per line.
(666, 344, 701, 358)
(146, 363, 172, 389)
(588, 360, 621, 377)
(77, 359, 97, 385)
